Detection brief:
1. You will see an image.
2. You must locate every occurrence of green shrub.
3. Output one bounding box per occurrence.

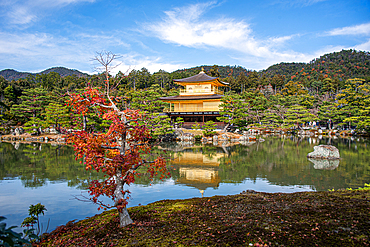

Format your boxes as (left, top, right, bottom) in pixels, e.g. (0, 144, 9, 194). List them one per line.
(191, 122, 200, 130)
(202, 121, 217, 137)
(0, 216, 32, 247)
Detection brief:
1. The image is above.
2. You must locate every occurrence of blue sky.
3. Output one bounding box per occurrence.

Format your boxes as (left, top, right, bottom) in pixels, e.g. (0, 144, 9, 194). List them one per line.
(0, 0, 369, 75)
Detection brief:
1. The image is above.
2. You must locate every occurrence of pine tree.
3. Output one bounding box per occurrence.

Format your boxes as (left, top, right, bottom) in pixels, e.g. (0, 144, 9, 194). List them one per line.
(11, 88, 50, 133)
(336, 78, 369, 130)
(284, 104, 318, 128)
(42, 102, 71, 132)
(217, 93, 249, 129)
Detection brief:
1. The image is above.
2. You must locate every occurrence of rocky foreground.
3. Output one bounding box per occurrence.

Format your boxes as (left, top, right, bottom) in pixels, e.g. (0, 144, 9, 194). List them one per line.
(38, 189, 369, 246)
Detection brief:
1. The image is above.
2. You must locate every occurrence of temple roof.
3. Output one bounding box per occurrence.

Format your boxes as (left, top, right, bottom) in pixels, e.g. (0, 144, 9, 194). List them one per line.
(159, 94, 223, 101)
(174, 71, 228, 87)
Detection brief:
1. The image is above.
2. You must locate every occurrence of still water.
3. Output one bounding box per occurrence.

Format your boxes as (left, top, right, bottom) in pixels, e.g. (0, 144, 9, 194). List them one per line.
(1, 136, 369, 232)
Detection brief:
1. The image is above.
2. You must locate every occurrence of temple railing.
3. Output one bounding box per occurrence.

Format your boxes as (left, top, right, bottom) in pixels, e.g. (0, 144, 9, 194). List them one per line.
(179, 88, 223, 95)
(164, 106, 220, 112)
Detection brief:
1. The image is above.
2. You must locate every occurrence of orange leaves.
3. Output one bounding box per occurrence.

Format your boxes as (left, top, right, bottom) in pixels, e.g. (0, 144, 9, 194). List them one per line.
(68, 86, 168, 213)
(67, 86, 110, 116)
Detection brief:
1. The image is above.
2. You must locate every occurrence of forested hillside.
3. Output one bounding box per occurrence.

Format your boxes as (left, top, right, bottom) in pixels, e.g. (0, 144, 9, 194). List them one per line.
(173, 65, 251, 78)
(263, 49, 370, 81)
(0, 49, 369, 135)
(0, 67, 89, 81)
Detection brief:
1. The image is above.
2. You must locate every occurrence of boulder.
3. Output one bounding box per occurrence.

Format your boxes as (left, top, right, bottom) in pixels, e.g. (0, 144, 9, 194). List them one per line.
(298, 130, 306, 135)
(14, 128, 20, 136)
(13, 142, 20, 150)
(173, 129, 184, 139)
(180, 133, 194, 142)
(212, 135, 218, 142)
(49, 128, 57, 134)
(307, 145, 340, 159)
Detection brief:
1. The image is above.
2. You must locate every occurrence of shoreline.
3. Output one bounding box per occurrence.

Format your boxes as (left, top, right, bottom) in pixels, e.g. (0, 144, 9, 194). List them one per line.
(39, 189, 370, 246)
(0, 127, 364, 146)
(0, 133, 66, 145)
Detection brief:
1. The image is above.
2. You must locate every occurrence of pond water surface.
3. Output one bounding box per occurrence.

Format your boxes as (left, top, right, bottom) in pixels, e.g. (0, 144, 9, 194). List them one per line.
(0, 135, 369, 232)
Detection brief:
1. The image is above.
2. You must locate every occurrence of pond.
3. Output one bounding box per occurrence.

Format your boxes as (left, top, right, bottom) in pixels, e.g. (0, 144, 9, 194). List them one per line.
(1, 135, 369, 233)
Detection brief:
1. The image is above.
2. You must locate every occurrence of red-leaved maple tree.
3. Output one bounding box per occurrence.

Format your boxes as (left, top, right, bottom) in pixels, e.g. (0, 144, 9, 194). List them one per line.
(66, 51, 168, 227)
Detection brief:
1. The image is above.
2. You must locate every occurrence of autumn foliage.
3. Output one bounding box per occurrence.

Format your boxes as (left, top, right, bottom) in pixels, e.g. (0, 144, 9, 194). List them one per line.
(66, 85, 168, 225)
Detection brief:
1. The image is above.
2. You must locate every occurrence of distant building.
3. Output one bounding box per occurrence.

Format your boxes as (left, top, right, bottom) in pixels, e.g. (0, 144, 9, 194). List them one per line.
(160, 69, 229, 128)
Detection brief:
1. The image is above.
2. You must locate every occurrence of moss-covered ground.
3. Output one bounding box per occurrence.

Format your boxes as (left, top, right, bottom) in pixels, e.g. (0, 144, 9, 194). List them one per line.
(38, 190, 369, 246)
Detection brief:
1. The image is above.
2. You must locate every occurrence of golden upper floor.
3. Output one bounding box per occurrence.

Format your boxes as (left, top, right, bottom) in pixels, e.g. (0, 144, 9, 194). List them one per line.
(174, 70, 228, 96)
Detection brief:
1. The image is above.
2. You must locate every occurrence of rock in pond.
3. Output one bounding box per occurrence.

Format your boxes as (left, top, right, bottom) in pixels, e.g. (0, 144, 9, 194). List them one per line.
(307, 145, 340, 159)
(308, 158, 340, 170)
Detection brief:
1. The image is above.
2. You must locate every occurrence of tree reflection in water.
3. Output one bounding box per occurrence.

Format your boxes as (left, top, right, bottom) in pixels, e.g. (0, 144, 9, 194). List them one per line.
(1, 135, 369, 192)
(159, 136, 370, 192)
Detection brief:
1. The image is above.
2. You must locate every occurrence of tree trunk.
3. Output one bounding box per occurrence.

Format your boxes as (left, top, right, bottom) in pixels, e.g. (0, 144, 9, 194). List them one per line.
(119, 207, 133, 227)
(114, 172, 133, 227)
(83, 116, 87, 131)
(222, 123, 230, 132)
(0, 92, 3, 115)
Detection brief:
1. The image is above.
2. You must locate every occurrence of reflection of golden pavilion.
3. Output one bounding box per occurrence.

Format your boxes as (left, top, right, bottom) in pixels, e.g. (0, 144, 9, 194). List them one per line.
(171, 151, 222, 166)
(178, 167, 220, 187)
(171, 151, 224, 190)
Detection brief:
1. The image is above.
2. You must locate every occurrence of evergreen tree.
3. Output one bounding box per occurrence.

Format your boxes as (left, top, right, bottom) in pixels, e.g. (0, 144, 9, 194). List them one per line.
(202, 120, 217, 136)
(284, 97, 318, 128)
(246, 71, 258, 89)
(317, 101, 337, 123)
(243, 91, 268, 125)
(147, 113, 174, 140)
(42, 103, 71, 132)
(11, 88, 50, 133)
(281, 81, 307, 96)
(217, 93, 249, 129)
(336, 78, 370, 130)
(261, 111, 281, 128)
(208, 65, 220, 77)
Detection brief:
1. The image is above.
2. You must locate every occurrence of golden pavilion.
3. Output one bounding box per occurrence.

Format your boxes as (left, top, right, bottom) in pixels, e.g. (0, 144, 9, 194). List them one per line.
(160, 69, 229, 128)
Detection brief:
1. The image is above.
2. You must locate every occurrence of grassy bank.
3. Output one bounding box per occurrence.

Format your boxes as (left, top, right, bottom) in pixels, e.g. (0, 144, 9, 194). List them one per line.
(39, 190, 369, 246)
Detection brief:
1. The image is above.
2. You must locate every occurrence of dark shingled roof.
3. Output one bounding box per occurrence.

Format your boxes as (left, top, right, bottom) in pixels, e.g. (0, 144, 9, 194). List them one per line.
(174, 72, 218, 82)
(159, 94, 223, 101)
(174, 71, 228, 85)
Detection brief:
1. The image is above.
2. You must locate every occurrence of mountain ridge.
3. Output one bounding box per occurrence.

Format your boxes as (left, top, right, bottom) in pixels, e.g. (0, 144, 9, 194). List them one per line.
(0, 66, 90, 81)
(1, 49, 369, 82)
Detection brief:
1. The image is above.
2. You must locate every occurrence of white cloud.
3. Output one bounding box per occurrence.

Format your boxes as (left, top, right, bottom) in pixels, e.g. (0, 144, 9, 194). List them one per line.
(270, 0, 327, 7)
(0, 30, 122, 72)
(32, 0, 95, 8)
(0, 32, 87, 71)
(6, 6, 37, 25)
(145, 1, 307, 69)
(326, 23, 370, 36)
(146, 2, 253, 49)
(1, 0, 95, 26)
(0, 29, 182, 74)
(354, 39, 370, 51)
(111, 53, 187, 75)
